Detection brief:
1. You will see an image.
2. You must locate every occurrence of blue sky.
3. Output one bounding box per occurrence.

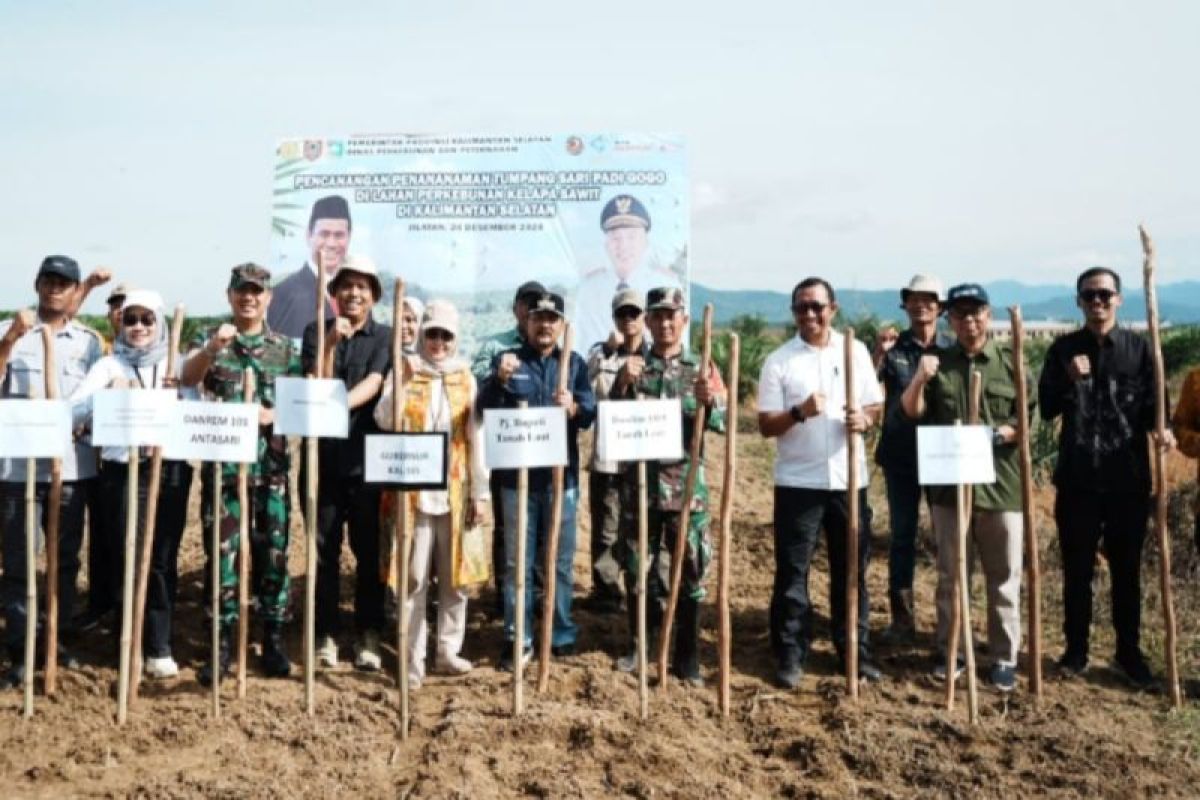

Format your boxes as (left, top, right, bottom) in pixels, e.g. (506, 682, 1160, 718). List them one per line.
(3, 1, 1197, 314)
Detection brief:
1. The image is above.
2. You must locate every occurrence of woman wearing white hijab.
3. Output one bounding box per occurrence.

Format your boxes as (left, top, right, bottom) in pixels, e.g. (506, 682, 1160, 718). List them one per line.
(69, 289, 193, 679)
(376, 300, 488, 688)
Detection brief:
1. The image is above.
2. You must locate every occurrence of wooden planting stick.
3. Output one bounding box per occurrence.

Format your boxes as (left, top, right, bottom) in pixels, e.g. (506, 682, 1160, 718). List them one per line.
(210, 460, 221, 719)
(1139, 224, 1182, 708)
(658, 303, 714, 690)
(637, 457, 650, 719)
(392, 279, 412, 740)
(236, 368, 254, 699)
(1008, 306, 1042, 704)
(844, 328, 860, 700)
(537, 322, 573, 692)
(130, 303, 185, 702)
(717, 333, 739, 717)
(514, 401, 529, 716)
(42, 327, 63, 697)
(117, 442, 139, 725)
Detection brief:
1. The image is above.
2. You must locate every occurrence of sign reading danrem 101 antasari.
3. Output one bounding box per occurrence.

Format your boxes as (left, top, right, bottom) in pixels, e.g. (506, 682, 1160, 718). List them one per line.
(268, 134, 689, 356)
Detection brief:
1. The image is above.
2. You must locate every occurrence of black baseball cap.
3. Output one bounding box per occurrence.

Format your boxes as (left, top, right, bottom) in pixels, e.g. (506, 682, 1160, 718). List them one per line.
(945, 283, 989, 308)
(38, 255, 81, 284)
(528, 291, 565, 317)
(514, 281, 546, 303)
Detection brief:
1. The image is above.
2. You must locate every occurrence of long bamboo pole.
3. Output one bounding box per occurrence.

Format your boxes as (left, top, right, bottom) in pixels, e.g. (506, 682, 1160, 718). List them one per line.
(1139, 223, 1182, 708)
(42, 327, 62, 697)
(23, 456, 35, 718)
(514, 400, 529, 716)
(537, 323, 573, 692)
(130, 304, 185, 703)
(637, 457, 649, 719)
(236, 368, 255, 699)
(945, 472, 964, 712)
(304, 255, 328, 715)
(117, 445, 139, 725)
(717, 333, 739, 717)
(1008, 306, 1042, 703)
(959, 372, 982, 723)
(658, 303, 714, 690)
(391, 278, 411, 740)
(210, 460, 221, 719)
(844, 328, 860, 700)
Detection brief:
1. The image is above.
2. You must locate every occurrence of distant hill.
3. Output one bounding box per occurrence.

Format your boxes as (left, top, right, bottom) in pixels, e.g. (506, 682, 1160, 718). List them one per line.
(692, 280, 1200, 325)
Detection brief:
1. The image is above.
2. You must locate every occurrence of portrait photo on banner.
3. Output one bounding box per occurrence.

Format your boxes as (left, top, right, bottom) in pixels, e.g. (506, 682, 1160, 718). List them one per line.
(268, 133, 690, 356)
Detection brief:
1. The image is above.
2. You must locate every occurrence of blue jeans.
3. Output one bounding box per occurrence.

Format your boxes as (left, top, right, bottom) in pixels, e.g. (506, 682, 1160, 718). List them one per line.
(501, 485, 578, 648)
(883, 468, 922, 597)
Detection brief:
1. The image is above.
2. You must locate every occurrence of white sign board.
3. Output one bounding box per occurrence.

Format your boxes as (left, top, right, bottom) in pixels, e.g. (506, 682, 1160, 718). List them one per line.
(595, 399, 683, 463)
(483, 406, 568, 470)
(917, 425, 997, 486)
(272, 377, 349, 438)
(0, 399, 72, 458)
(163, 400, 260, 464)
(364, 433, 449, 488)
(92, 389, 176, 447)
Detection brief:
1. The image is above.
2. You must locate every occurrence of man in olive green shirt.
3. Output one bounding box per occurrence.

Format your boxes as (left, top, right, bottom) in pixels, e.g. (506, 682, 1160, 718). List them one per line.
(901, 283, 1035, 693)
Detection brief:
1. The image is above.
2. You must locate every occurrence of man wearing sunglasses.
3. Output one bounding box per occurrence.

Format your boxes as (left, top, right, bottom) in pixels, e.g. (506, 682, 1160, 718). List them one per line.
(1038, 267, 1171, 688)
(758, 277, 884, 690)
(301, 255, 391, 672)
(0, 256, 103, 689)
(583, 288, 651, 615)
(901, 283, 1033, 693)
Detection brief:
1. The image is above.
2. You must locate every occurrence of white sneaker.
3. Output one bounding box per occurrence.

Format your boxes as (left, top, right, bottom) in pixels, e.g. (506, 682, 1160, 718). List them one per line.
(407, 671, 422, 691)
(317, 636, 339, 668)
(436, 653, 473, 676)
(144, 656, 179, 679)
(354, 631, 382, 672)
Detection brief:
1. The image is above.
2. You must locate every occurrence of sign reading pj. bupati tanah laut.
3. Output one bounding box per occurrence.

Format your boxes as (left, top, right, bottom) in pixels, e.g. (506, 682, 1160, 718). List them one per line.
(162, 400, 259, 464)
(267, 133, 688, 356)
(483, 406, 568, 470)
(595, 399, 683, 463)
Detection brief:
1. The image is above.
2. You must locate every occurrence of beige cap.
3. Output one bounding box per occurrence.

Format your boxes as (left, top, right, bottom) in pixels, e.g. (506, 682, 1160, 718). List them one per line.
(328, 254, 382, 300)
(900, 274, 944, 303)
(421, 300, 459, 338)
(611, 287, 644, 314)
(106, 282, 135, 305)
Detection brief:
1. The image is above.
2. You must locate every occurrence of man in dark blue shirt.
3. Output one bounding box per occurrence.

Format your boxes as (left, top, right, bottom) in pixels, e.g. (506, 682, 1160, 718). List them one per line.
(477, 291, 596, 670)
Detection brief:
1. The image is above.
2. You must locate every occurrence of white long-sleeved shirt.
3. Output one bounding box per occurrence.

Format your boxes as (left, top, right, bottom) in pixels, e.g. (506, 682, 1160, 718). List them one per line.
(68, 354, 194, 464)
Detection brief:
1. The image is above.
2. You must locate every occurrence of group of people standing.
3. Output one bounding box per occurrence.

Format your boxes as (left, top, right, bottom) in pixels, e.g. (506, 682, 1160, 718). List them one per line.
(1, 246, 1198, 703)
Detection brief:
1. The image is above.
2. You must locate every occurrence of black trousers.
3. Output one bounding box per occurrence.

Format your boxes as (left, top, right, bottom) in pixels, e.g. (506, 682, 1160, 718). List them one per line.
(98, 459, 194, 658)
(769, 486, 872, 669)
(1054, 487, 1148, 660)
(1, 479, 88, 652)
(85, 475, 111, 615)
(315, 478, 384, 638)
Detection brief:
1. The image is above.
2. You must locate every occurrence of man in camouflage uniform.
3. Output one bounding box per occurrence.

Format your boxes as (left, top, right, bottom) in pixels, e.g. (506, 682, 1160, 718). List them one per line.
(181, 263, 302, 685)
(611, 286, 726, 685)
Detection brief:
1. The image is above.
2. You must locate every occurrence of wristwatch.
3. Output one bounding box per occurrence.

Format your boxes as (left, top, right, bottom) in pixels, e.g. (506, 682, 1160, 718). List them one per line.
(789, 404, 805, 423)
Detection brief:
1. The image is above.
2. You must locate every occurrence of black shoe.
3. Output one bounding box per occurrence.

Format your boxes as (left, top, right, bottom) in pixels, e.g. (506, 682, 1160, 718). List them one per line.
(1115, 652, 1155, 690)
(671, 598, 702, 687)
(72, 607, 115, 635)
(197, 628, 232, 688)
(1056, 650, 1088, 677)
(551, 643, 576, 657)
(775, 663, 804, 690)
(57, 645, 81, 671)
(498, 644, 532, 673)
(261, 622, 291, 678)
(580, 594, 623, 614)
(1, 662, 25, 690)
(839, 655, 883, 683)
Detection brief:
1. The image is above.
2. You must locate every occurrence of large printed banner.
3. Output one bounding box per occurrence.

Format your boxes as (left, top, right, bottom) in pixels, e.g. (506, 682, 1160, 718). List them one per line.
(268, 133, 688, 356)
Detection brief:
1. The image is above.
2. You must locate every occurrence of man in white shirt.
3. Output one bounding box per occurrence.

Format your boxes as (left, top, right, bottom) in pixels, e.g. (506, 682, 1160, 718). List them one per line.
(757, 277, 884, 690)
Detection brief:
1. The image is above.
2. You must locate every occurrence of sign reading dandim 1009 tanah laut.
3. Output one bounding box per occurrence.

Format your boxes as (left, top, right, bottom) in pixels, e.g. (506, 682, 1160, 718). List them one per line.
(268, 133, 688, 356)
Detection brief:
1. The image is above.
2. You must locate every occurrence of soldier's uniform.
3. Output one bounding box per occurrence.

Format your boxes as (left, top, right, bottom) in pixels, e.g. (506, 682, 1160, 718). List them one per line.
(194, 322, 301, 629)
(614, 287, 726, 682)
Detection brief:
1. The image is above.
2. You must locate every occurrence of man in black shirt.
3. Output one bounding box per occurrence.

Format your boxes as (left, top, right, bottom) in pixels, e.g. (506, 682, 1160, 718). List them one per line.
(1038, 266, 1173, 687)
(874, 275, 952, 642)
(301, 254, 392, 672)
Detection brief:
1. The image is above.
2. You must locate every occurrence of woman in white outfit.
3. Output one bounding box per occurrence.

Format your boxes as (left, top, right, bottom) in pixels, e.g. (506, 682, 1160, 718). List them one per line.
(376, 300, 488, 688)
(69, 289, 194, 679)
